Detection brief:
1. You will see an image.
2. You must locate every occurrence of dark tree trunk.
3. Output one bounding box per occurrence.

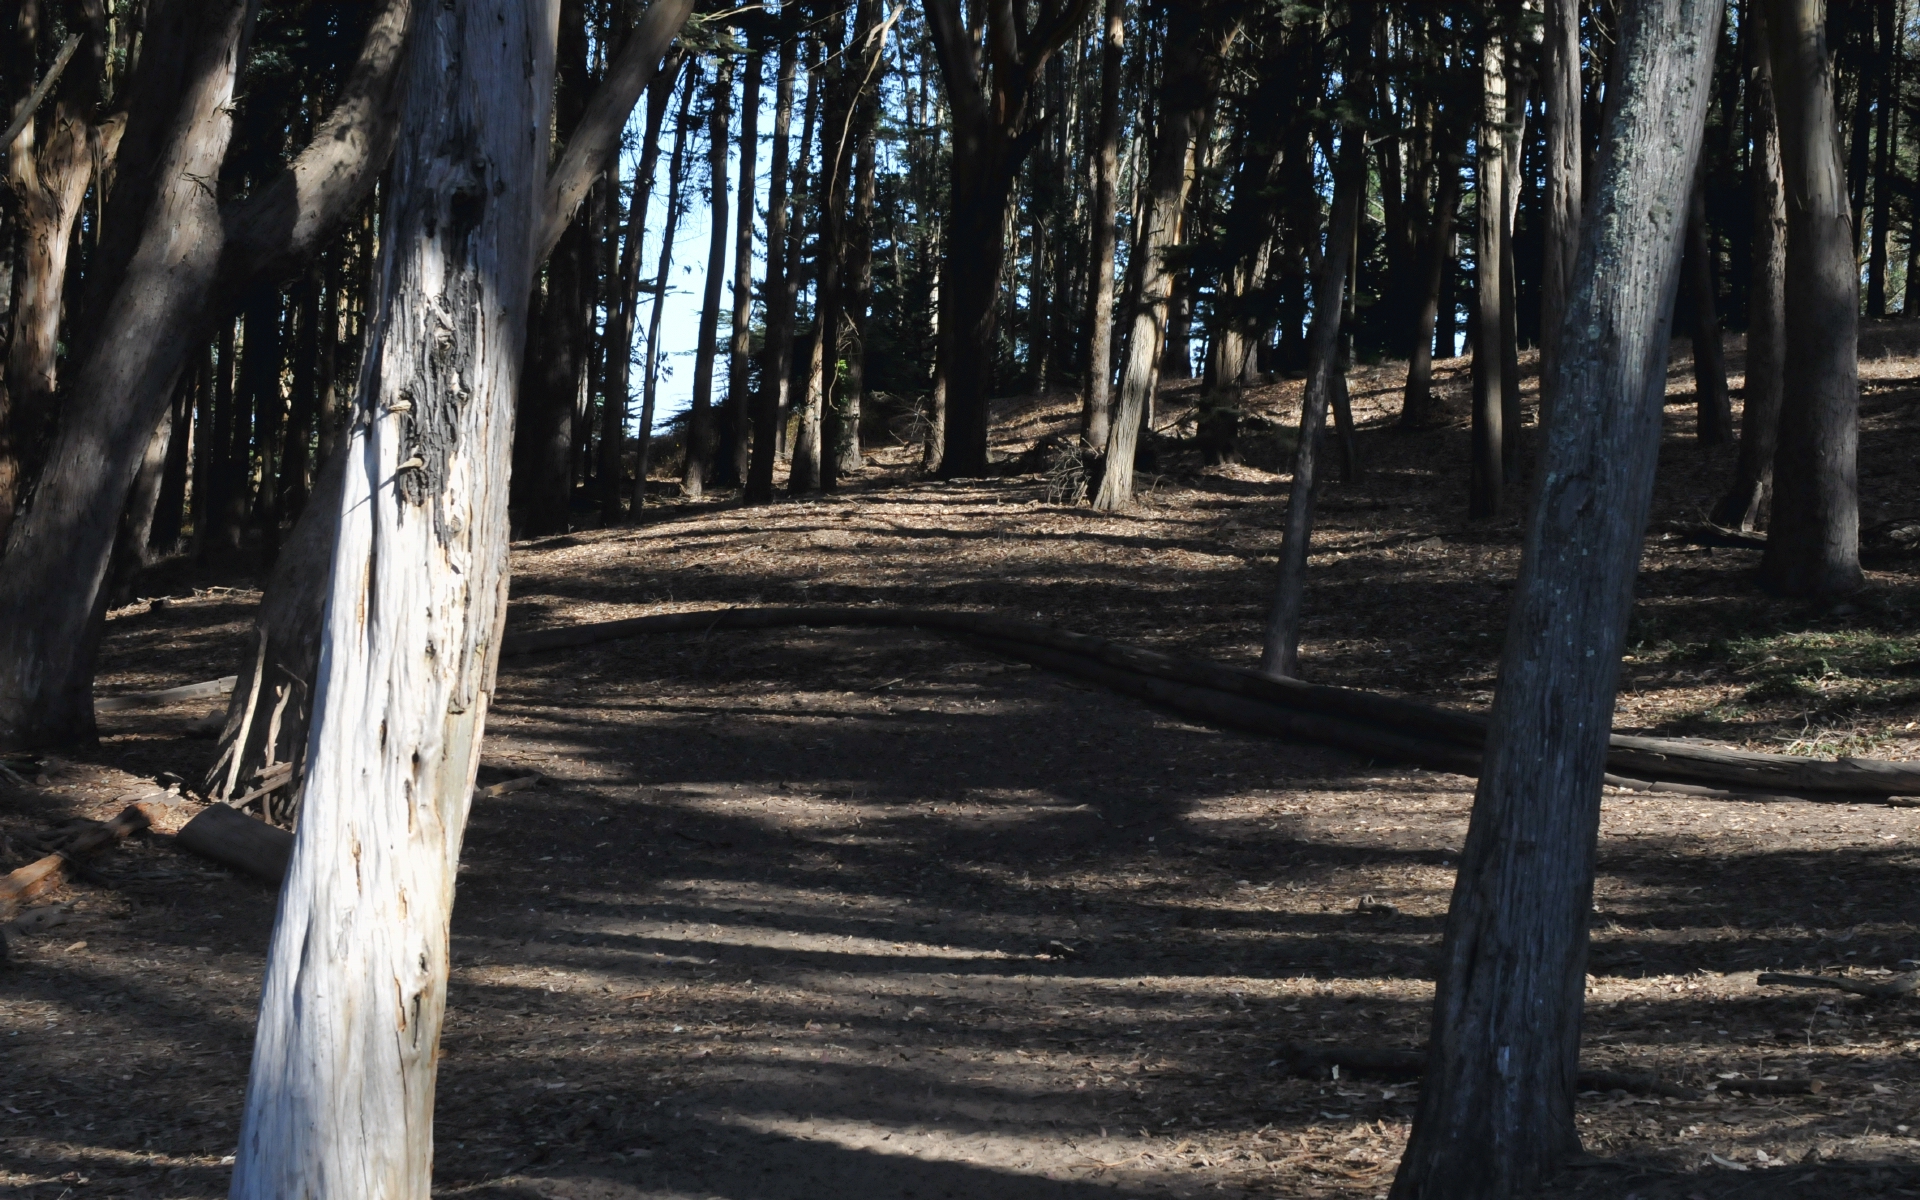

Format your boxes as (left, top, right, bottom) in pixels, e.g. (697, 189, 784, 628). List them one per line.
(683, 55, 734, 499)
(1539, 0, 1582, 420)
(1682, 171, 1733, 446)
(1714, 0, 1786, 531)
(1759, 0, 1862, 598)
(723, 51, 762, 489)
(1261, 110, 1367, 680)
(634, 65, 698, 512)
(1387, 3, 1721, 1193)
(748, 32, 798, 504)
(1402, 126, 1463, 428)
(1080, 0, 1124, 453)
(1469, 32, 1509, 520)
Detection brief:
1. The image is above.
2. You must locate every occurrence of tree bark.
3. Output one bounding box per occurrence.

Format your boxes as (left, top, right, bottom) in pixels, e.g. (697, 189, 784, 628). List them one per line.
(1713, 0, 1786, 532)
(1682, 170, 1733, 445)
(1261, 115, 1367, 679)
(747, 31, 798, 504)
(0, 0, 412, 752)
(1388, 1, 1720, 1192)
(1092, 0, 1227, 511)
(1538, 0, 1582, 423)
(1469, 30, 1508, 520)
(227, 1, 553, 1193)
(633, 64, 698, 513)
(724, 50, 763, 489)
(1080, 0, 1124, 454)
(1758, 0, 1862, 598)
(683, 55, 734, 499)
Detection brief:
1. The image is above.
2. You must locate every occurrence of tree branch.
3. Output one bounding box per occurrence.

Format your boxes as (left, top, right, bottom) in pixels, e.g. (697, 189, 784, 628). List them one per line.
(215, 0, 413, 291)
(535, 0, 699, 263)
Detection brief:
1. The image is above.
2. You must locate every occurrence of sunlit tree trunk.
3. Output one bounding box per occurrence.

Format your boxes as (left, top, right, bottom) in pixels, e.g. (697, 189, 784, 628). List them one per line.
(227, 1, 554, 1194)
(1389, 2, 1720, 1193)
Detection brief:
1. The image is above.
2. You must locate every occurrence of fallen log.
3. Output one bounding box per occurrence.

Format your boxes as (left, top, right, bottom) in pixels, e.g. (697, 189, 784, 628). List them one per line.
(1271, 1042, 1811, 1100)
(175, 804, 293, 884)
(95, 675, 238, 712)
(497, 606, 1920, 798)
(0, 803, 158, 921)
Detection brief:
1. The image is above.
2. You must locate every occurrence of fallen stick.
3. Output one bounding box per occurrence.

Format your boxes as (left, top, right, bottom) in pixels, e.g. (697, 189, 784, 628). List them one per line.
(0, 803, 158, 921)
(1756, 971, 1919, 1000)
(1270, 1043, 1811, 1100)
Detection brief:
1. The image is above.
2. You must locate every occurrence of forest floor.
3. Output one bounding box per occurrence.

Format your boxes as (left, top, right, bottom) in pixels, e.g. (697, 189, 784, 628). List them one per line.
(7, 326, 1920, 1198)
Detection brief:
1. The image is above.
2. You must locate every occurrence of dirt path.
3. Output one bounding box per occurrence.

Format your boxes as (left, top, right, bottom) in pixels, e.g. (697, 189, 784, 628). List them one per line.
(5, 352, 1920, 1197)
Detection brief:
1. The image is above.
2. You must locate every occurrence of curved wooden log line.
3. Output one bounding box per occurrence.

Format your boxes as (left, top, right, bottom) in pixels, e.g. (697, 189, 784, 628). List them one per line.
(99, 605, 1920, 800)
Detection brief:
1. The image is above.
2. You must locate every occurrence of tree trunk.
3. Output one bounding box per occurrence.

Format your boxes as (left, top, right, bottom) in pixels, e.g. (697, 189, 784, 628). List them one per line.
(0, 0, 411, 752)
(1538, 0, 1582, 422)
(1469, 30, 1508, 519)
(227, 1, 552, 1192)
(1715, 0, 1787, 531)
(1387, 2, 1720, 1193)
(1092, 2, 1225, 511)
(1758, 0, 1862, 598)
(1261, 120, 1367, 679)
(633, 64, 698, 513)
(1401, 129, 1463, 428)
(724, 51, 762, 489)
(747, 31, 798, 504)
(601, 53, 681, 522)
(513, 0, 594, 534)
(683, 55, 734, 499)
(1682, 170, 1733, 445)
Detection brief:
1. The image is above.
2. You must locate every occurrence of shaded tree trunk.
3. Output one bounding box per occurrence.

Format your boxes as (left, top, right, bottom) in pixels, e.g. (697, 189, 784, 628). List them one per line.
(683, 55, 734, 499)
(1387, 2, 1721, 1193)
(1079, 0, 1124, 454)
(1714, 0, 1786, 530)
(748, 31, 798, 504)
(227, 1, 552, 1190)
(1261, 110, 1367, 679)
(1758, 0, 1862, 598)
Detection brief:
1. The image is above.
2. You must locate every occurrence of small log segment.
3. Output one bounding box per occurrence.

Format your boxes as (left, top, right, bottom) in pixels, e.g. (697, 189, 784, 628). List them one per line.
(175, 804, 294, 884)
(0, 802, 158, 921)
(1272, 1042, 1812, 1099)
(496, 606, 1920, 799)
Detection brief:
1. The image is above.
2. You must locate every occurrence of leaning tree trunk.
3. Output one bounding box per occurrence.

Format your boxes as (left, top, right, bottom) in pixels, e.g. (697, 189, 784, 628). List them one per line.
(1387, 1, 1720, 1195)
(1092, 4, 1220, 511)
(683, 56, 734, 499)
(1080, 0, 1125, 454)
(227, 1, 552, 1194)
(1758, 0, 1862, 598)
(1261, 122, 1366, 680)
(1713, 4, 1786, 532)
(1469, 31, 1508, 520)
(0, 0, 411, 752)
(747, 33, 798, 504)
(1682, 170, 1733, 445)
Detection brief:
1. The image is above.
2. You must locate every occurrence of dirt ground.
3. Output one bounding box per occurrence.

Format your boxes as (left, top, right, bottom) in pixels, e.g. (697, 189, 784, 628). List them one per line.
(5, 332, 1920, 1198)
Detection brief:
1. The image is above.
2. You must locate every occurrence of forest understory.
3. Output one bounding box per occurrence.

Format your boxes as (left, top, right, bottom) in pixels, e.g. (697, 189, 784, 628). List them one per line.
(5, 336, 1920, 1199)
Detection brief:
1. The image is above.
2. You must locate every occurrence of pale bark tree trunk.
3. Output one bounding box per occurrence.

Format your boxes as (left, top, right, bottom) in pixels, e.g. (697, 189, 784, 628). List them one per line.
(1261, 120, 1367, 679)
(747, 31, 798, 504)
(725, 51, 762, 488)
(683, 56, 734, 499)
(1758, 0, 1862, 597)
(227, 2, 554, 1195)
(633, 64, 697, 512)
(1682, 169, 1733, 445)
(1469, 30, 1508, 519)
(1714, 2, 1786, 531)
(1388, 2, 1720, 1193)
(0, 0, 412, 752)
(1081, 0, 1126, 453)
(1538, 0, 1582, 423)
(1092, 3, 1228, 511)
